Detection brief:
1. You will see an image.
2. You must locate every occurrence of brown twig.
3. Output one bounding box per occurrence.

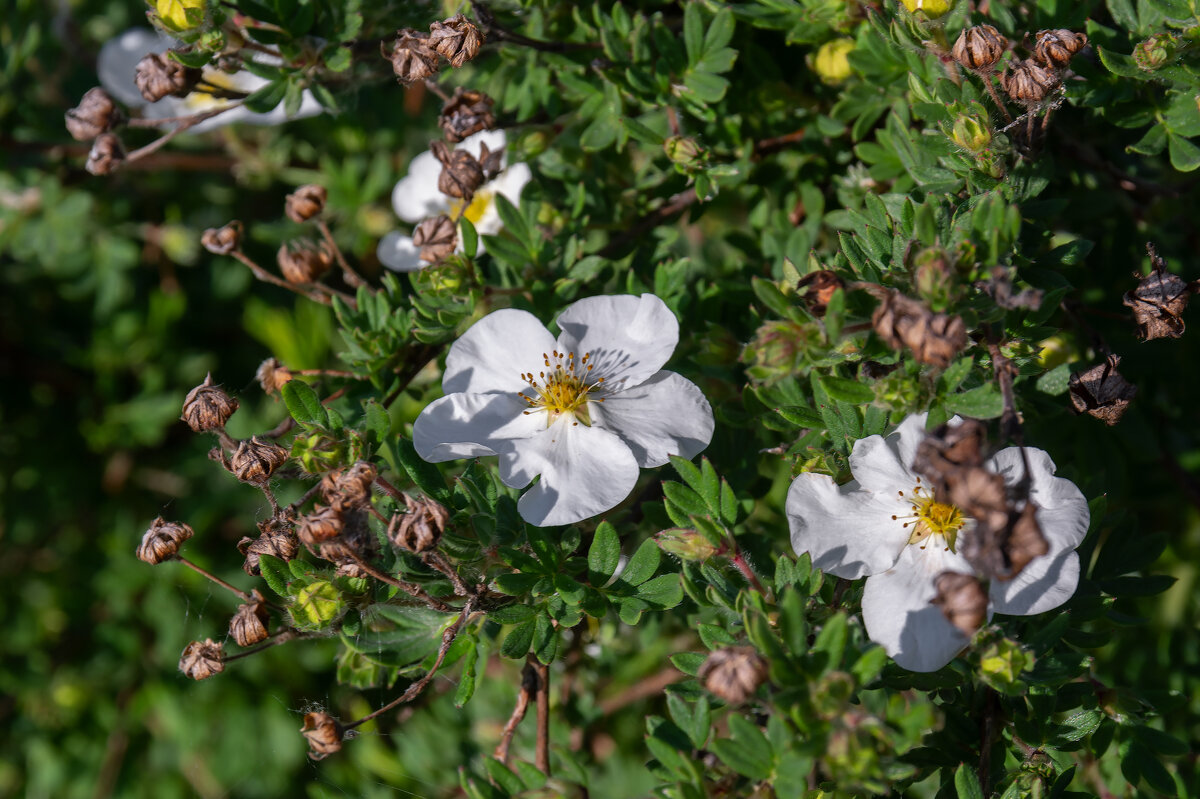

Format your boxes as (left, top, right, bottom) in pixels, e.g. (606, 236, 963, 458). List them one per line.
(124, 102, 245, 163)
(374, 475, 406, 502)
(230, 249, 333, 305)
(175, 556, 252, 601)
(494, 659, 538, 764)
(341, 549, 456, 612)
(383, 343, 445, 407)
(316, 220, 368, 288)
(596, 667, 684, 715)
(595, 187, 699, 259)
(534, 658, 551, 775)
(225, 628, 311, 661)
(752, 128, 806, 158)
(424, 550, 473, 597)
(979, 687, 1000, 795)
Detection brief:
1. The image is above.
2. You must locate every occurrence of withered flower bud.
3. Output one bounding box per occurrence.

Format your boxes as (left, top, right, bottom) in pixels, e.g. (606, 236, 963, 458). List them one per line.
(181, 373, 239, 432)
(1068, 354, 1137, 426)
(1004, 502, 1049, 578)
(229, 589, 270, 647)
(386, 29, 440, 86)
(137, 516, 194, 564)
(431, 140, 485, 200)
(388, 494, 450, 553)
(412, 216, 458, 264)
(320, 461, 378, 512)
(179, 639, 225, 680)
(932, 572, 988, 637)
(477, 141, 504, 182)
(86, 133, 125, 176)
(300, 712, 344, 760)
(1033, 29, 1088, 69)
(697, 646, 767, 705)
(65, 87, 121, 141)
(1001, 59, 1058, 104)
(871, 290, 967, 368)
(298, 505, 344, 550)
(796, 270, 844, 317)
(285, 184, 327, 223)
(238, 526, 300, 576)
(230, 436, 289, 485)
(256, 357, 294, 395)
(951, 25, 1008, 71)
(277, 240, 333, 284)
(201, 221, 243, 255)
(429, 14, 484, 69)
(912, 419, 987, 494)
(439, 88, 496, 143)
(134, 52, 200, 102)
(1122, 244, 1192, 340)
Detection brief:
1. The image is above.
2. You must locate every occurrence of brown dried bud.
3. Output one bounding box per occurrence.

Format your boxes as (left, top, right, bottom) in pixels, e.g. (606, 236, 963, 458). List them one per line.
(320, 461, 378, 512)
(932, 572, 988, 637)
(256, 357, 294, 395)
(1033, 29, 1088, 69)
(477, 141, 504, 182)
(871, 290, 967, 368)
(137, 516, 194, 564)
(201, 221, 243, 255)
(912, 419, 988, 495)
(285, 184, 327, 224)
(277, 240, 333, 284)
(1122, 244, 1192, 340)
(238, 524, 300, 576)
(229, 590, 270, 647)
(412, 215, 458, 264)
(65, 87, 121, 141)
(388, 494, 450, 553)
(181, 373, 239, 432)
(1004, 502, 1049, 578)
(179, 639, 225, 680)
(386, 29, 440, 86)
(230, 436, 289, 485)
(951, 25, 1008, 71)
(429, 14, 484, 69)
(134, 52, 200, 102)
(298, 505, 344, 550)
(796, 270, 844, 317)
(300, 712, 344, 760)
(1068, 354, 1137, 426)
(1001, 59, 1058, 104)
(431, 140, 485, 200)
(439, 88, 496, 143)
(697, 646, 767, 705)
(86, 133, 125, 176)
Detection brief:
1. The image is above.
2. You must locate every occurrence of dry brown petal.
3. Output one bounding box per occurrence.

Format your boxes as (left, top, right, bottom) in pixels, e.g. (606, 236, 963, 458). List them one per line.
(230, 436, 289, 485)
(285, 184, 327, 223)
(1068, 354, 1137, 426)
(386, 29, 440, 85)
(388, 494, 450, 553)
(1033, 29, 1088, 69)
(137, 517, 194, 564)
(412, 216, 458, 264)
(256, 357, 294, 395)
(932, 572, 988, 637)
(1122, 246, 1191, 340)
(428, 14, 484, 69)
(181, 373, 239, 432)
(65, 87, 121, 141)
(229, 590, 270, 647)
(796, 270, 844, 317)
(912, 418, 988, 497)
(951, 25, 1008, 71)
(431, 140, 485, 200)
(697, 646, 767, 705)
(1003, 502, 1049, 578)
(277, 240, 333, 284)
(201, 221, 243, 255)
(439, 88, 496, 143)
(301, 712, 344, 760)
(135, 52, 199, 102)
(477, 141, 504, 182)
(238, 527, 300, 576)
(86, 133, 125, 176)
(871, 290, 967, 368)
(1001, 59, 1058, 104)
(179, 639, 225, 680)
(297, 505, 344, 550)
(319, 461, 378, 512)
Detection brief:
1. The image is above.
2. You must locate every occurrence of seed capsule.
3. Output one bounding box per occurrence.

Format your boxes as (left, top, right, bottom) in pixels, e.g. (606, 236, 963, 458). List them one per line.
(230, 436, 289, 485)
(285, 184, 327, 223)
(137, 517, 194, 564)
(697, 646, 767, 704)
(932, 572, 987, 637)
(1001, 59, 1058, 104)
(386, 29, 440, 85)
(428, 14, 484, 69)
(179, 639, 225, 680)
(439, 88, 496, 143)
(431, 140, 485, 200)
(85, 133, 125, 176)
(951, 25, 1008, 71)
(300, 712, 344, 760)
(134, 52, 200, 102)
(200, 221, 243, 255)
(297, 505, 345, 550)
(1033, 29, 1088, 69)
(277, 240, 333, 284)
(412, 216, 458, 264)
(229, 590, 270, 647)
(388, 494, 450, 553)
(181, 373, 238, 432)
(65, 87, 121, 141)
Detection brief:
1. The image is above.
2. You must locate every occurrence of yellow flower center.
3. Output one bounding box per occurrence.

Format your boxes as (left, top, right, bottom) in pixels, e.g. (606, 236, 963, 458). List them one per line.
(519, 350, 605, 427)
(449, 189, 494, 226)
(893, 481, 965, 553)
(183, 71, 240, 112)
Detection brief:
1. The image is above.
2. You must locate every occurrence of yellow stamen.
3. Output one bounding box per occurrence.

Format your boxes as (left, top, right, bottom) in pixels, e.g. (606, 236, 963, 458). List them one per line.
(893, 482, 965, 553)
(518, 350, 604, 427)
(449, 189, 494, 225)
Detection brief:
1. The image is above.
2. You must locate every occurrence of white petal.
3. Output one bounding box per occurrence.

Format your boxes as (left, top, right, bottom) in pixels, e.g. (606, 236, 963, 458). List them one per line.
(591, 370, 713, 467)
(442, 309, 558, 395)
(392, 151, 448, 222)
(412, 392, 543, 462)
(498, 419, 640, 527)
(377, 232, 425, 272)
(491, 162, 532, 206)
(861, 544, 974, 672)
(459, 128, 509, 164)
(989, 550, 1080, 616)
(98, 28, 173, 108)
(554, 294, 679, 391)
(848, 412, 928, 494)
(786, 474, 911, 579)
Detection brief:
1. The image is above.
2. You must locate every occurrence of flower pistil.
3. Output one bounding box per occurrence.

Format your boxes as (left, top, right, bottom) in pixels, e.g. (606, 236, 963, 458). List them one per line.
(894, 482, 965, 552)
(520, 350, 605, 427)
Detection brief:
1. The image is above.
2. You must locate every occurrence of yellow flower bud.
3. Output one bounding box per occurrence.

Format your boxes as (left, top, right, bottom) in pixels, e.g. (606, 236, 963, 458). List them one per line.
(813, 38, 856, 85)
(155, 0, 206, 31)
(899, 0, 953, 18)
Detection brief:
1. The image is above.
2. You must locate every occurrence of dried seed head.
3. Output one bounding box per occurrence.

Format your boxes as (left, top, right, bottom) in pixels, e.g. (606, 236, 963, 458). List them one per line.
(951, 25, 1008, 71)
(870, 290, 968, 368)
(796, 270, 845, 317)
(320, 461, 378, 512)
(388, 494, 450, 553)
(300, 712, 344, 760)
(65, 87, 121, 141)
(179, 639, 225, 680)
(285, 184, 327, 223)
(477, 141, 505, 182)
(431, 140, 485, 200)
(238, 523, 300, 576)
(137, 516, 194, 564)
(932, 572, 988, 637)
(386, 29, 440, 85)
(1004, 502, 1049, 578)
(1122, 245, 1192, 340)
(439, 88, 496, 143)
(86, 133, 125, 176)
(230, 436, 289, 485)
(229, 589, 270, 647)
(256, 357, 294, 395)
(912, 418, 988, 495)
(428, 14, 484, 69)
(412, 215, 458, 264)
(1068, 354, 1137, 426)
(181, 373, 239, 432)
(297, 505, 344, 550)
(277, 240, 334, 284)
(697, 646, 767, 705)
(1033, 29, 1088, 69)
(134, 52, 200, 102)
(1001, 59, 1058, 104)
(201, 221, 243, 255)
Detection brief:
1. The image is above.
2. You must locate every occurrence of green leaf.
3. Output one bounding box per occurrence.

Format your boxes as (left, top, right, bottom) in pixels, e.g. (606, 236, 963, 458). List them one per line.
(663, 481, 710, 522)
(460, 217, 479, 258)
(612, 539, 661, 589)
(587, 521, 621, 586)
(1168, 133, 1200, 172)
(281, 379, 327, 426)
(954, 763, 984, 799)
(243, 80, 288, 113)
(683, 2, 705, 65)
(396, 437, 450, 503)
(454, 637, 479, 707)
(533, 612, 559, 664)
(493, 194, 532, 248)
(711, 715, 774, 780)
(670, 652, 706, 676)
(777, 405, 825, 428)
(1036, 363, 1071, 396)
(816, 374, 875, 405)
(943, 384, 1004, 419)
(668, 693, 711, 749)
(257, 554, 291, 597)
(499, 617, 536, 659)
(812, 612, 848, 670)
(636, 574, 684, 608)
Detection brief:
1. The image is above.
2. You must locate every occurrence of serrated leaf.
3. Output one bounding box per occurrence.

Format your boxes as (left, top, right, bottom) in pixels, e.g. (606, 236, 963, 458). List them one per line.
(499, 617, 535, 659)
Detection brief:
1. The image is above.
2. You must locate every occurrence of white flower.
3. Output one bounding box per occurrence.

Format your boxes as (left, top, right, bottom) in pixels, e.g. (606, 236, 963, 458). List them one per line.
(376, 129, 533, 272)
(97, 28, 322, 132)
(786, 413, 1089, 672)
(413, 294, 715, 526)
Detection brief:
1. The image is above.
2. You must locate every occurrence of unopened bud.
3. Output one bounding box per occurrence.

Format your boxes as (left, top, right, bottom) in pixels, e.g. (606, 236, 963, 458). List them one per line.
(294, 580, 344, 627)
(320, 461, 378, 512)
(1001, 59, 1058, 104)
(979, 638, 1032, 689)
(181, 373, 239, 432)
(137, 516, 194, 564)
(429, 14, 484, 68)
(297, 505, 344, 550)
(134, 52, 200, 102)
(813, 38, 855, 84)
(285, 184, 327, 223)
(899, 0, 952, 18)
(1033, 29, 1088, 69)
(256, 357, 294, 395)
(932, 572, 987, 637)
(300, 712, 345, 760)
(1134, 34, 1176, 71)
(697, 646, 767, 704)
(86, 133, 125, 176)
(1067, 354, 1137, 426)
(796, 269, 845, 316)
(431, 140, 485, 200)
(951, 25, 1008, 71)
(201, 221, 243, 255)
(386, 29, 440, 85)
(870, 289, 967, 368)
(389, 494, 449, 553)
(664, 135, 703, 166)
(948, 112, 992, 153)
(65, 87, 121, 141)
(655, 528, 719, 561)
(179, 639, 225, 680)
(229, 589, 270, 647)
(277, 240, 333, 284)
(230, 435, 289, 485)
(913, 248, 956, 306)
(412, 215, 458, 264)
(439, 88, 496, 143)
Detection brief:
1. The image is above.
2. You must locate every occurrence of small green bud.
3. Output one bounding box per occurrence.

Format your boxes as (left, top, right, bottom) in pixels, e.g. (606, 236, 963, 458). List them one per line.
(899, 0, 952, 18)
(655, 528, 720, 561)
(979, 638, 1031, 691)
(1134, 33, 1177, 71)
(664, 135, 703, 166)
(949, 113, 992, 154)
(913, 247, 956, 308)
(293, 432, 345, 474)
(813, 38, 856, 84)
(155, 0, 206, 31)
(293, 581, 345, 628)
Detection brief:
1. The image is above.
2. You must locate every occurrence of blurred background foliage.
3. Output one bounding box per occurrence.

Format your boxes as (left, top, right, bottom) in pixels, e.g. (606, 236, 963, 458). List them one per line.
(2, 0, 1200, 797)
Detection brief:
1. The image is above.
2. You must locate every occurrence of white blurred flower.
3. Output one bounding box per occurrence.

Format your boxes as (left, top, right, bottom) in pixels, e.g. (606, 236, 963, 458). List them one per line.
(414, 294, 714, 526)
(786, 413, 1089, 672)
(376, 128, 532, 271)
